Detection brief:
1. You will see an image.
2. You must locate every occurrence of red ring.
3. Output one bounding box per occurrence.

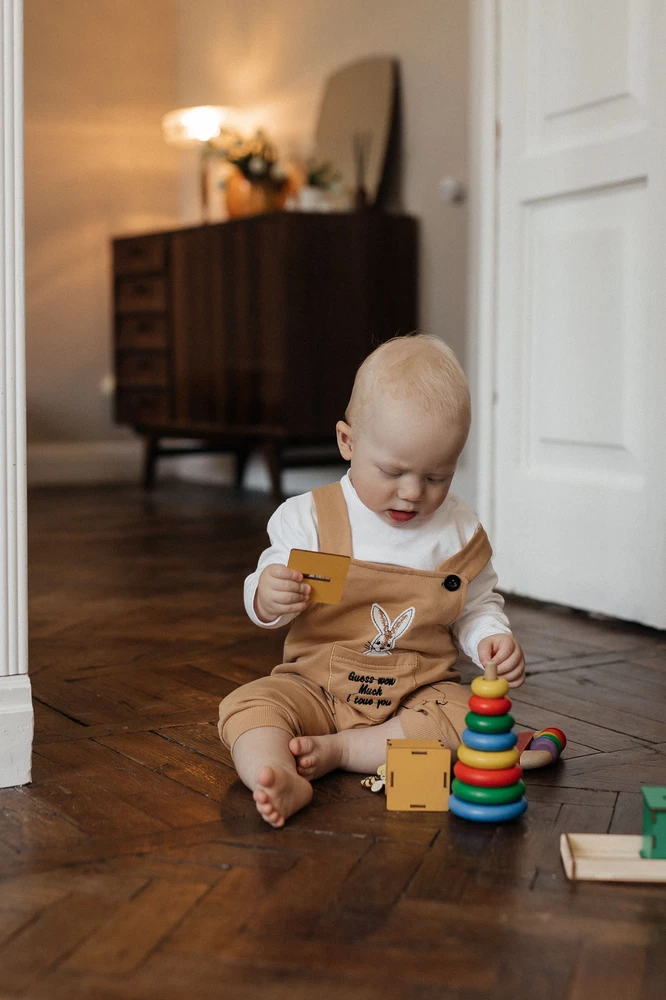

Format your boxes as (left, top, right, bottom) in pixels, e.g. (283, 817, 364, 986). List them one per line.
(468, 695, 512, 716)
(454, 761, 523, 787)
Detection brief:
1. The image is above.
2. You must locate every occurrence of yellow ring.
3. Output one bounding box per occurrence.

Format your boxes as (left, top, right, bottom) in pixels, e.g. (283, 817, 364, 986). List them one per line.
(457, 745, 520, 770)
(471, 676, 510, 698)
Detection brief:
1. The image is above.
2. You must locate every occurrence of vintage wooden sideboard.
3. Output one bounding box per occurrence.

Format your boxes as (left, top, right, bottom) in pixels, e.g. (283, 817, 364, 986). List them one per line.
(111, 211, 418, 496)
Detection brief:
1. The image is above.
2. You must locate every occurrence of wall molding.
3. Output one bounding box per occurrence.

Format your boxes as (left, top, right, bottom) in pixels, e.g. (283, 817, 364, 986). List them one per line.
(0, 675, 33, 787)
(468, 0, 498, 533)
(1, 0, 31, 786)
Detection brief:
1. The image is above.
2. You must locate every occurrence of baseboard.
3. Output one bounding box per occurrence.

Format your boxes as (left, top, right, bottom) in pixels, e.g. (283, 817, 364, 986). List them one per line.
(0, 675, 33, 788)
(169, 452, 348, 495)
(27, 440, 346, 494)
(27, 440, 143, 485)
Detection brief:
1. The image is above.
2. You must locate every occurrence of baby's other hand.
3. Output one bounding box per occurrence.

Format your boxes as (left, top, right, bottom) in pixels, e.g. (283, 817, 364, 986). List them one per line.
(254, 564, 311, 623)
(477, 633, 525, 689)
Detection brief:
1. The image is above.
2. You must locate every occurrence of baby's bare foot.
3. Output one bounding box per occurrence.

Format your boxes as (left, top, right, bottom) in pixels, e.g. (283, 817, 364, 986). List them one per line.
(253, 764, 313, 828)
(289, 735, 344, 780)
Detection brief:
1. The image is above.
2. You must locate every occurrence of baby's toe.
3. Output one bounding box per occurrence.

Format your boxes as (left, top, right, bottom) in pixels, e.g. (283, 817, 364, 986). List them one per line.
(289, 736, 314, 757)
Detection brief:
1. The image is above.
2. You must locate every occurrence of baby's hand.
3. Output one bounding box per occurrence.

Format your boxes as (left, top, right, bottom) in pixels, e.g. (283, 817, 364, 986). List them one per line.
(254, 564, 311, 623)
(477, 633, 525, 689)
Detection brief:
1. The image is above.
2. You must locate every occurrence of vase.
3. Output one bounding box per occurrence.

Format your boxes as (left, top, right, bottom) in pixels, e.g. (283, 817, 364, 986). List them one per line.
(225, 168, 287, 218)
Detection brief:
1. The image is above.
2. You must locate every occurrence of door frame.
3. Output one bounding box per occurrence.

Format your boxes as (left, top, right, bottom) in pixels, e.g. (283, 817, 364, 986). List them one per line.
(0, 0, 32, 788)
(468, 0, 498, 535)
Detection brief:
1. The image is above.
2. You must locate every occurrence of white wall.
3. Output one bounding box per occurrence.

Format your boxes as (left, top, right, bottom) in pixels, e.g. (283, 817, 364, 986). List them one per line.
(175, 0, 474, 500)
(24, 1, 475, 502)
(24, 0, 180, 447)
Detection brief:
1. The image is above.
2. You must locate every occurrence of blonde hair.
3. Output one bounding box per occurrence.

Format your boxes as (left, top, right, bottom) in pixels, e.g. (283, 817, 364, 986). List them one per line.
(346, 334, 471, 427)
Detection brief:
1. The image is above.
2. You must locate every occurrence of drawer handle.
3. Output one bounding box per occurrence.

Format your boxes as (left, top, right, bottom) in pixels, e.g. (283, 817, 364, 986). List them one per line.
(132, 283, 151, 296)
(128, 245, 144, 258)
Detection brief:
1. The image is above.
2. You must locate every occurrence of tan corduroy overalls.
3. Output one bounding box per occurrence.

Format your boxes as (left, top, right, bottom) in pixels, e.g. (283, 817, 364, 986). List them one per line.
(219, 482, 493, 752)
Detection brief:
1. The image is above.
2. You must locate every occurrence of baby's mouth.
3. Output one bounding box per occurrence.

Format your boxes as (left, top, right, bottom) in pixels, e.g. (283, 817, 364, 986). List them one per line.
(387, 509, 417, 523)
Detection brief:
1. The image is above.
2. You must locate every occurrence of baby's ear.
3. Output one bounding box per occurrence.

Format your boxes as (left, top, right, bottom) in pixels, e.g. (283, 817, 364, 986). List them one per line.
(336, 420, 353, 461)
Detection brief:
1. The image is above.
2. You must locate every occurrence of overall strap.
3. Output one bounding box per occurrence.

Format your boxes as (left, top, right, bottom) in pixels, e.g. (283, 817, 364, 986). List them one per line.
(312, 482, 353, 556)
(437, 525, 492, 582)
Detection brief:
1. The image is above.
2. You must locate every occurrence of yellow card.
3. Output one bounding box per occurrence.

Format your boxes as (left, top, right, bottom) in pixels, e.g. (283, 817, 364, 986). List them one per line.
(287, 549, 351, 604)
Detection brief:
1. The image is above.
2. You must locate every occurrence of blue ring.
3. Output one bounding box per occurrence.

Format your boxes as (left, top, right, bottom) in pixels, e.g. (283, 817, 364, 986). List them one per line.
(449, 795, 527, 823)
(461, 728, 518, 752)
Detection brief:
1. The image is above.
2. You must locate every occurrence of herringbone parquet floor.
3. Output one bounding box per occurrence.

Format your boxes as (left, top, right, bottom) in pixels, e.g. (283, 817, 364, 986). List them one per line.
(1, 481, 665, 999)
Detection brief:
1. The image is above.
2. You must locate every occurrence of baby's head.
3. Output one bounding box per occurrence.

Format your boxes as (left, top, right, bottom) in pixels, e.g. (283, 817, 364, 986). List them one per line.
(336, 335, 471, 526)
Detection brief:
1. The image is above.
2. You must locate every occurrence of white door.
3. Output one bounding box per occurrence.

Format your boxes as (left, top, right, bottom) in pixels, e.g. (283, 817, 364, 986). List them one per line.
(493, 0, 666, 628)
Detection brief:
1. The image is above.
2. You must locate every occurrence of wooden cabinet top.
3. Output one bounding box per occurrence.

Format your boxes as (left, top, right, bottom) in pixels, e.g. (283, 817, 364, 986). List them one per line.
(112, 210, 417, 246)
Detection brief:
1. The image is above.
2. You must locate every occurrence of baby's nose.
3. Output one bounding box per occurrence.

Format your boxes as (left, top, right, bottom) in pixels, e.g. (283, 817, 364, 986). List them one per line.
(398, 477, 423, 501)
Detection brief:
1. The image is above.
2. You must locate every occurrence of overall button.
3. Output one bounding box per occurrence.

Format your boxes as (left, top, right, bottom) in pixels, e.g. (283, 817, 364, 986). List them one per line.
(442, 574, 461, 591)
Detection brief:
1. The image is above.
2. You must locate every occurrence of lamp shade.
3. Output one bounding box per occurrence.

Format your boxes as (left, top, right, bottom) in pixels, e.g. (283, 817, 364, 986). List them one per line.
(161, 106, 238, 147)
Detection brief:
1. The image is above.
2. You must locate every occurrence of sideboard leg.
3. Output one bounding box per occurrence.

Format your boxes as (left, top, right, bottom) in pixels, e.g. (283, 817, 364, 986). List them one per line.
(234, 442, 252, 490)
(263, 440, 283, 501)
(142, 433, 160, 490)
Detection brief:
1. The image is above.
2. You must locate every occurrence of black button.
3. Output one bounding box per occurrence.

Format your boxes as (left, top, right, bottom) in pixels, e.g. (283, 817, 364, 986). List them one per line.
(442, 575, 461, 591)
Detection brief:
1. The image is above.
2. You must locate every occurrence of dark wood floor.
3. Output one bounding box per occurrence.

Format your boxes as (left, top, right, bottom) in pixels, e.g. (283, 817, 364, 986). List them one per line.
(1, 481, 665, 999)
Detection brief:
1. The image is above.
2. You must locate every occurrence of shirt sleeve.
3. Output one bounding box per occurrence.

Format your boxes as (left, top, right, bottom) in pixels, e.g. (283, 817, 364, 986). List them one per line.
(244, 495, 319, 629)
(451, 558, 513, 668)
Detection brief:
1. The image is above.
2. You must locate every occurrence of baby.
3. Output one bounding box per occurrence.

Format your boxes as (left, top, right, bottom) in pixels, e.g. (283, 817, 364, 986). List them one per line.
(218, 334, 525, 827)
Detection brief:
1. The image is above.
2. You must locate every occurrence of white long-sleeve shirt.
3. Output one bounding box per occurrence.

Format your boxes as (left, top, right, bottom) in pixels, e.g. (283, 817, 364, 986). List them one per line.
(244, 472, 512, 667)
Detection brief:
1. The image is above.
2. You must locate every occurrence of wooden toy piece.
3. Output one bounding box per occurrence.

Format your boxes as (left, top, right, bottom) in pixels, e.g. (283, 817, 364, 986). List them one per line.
(385, 739, 451, 812)
(454, 761, 523, 788)
(470, 674, 510, 699)
(287, 548, 351, 604)
(520, 749, 557, 770)
(640, 786, 666, 859)
(561, 833, 666, 883)
(452, 778, 526, 805)
(465, 710, 515, 734)
(456, 745, 521, 770)
(468, 694, 512, 716)
(520, 727, 567, 770)
(448, 796, 527, 823)
(484, 659, 498, 681)
(461, 728, 518, 752)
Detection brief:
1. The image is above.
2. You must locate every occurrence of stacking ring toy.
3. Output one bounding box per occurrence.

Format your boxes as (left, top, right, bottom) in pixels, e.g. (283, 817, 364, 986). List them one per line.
(452, 778, 526, 805)
(451, 660, 526, 822)
(471, 676, 510, 699)
(538, 727, 567, 749)
(533, 730, 565, 753)
(457, 745, 520, 770)
(449, 795, 527, 823)
(465, 711, 514, 734)
(461, 729, 518, 752)
(519, 727, 567, 769)
(454, 761, 523, 787)
(468, 695, 512, 716)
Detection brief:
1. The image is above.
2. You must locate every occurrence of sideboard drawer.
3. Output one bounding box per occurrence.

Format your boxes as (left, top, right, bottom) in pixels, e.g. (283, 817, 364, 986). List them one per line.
(116, 275, 166, 313)
(115, 388, 169, 425)
(116, 316, 167, 349)
(117, 351, 168, 385)
(114, 235, 166, 275)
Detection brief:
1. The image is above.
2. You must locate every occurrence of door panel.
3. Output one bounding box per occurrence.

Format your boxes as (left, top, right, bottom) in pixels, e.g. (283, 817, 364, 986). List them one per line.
(495, 0, 666, 627)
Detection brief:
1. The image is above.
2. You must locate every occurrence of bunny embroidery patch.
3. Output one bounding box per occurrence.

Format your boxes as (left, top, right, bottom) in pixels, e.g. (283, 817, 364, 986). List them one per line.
(364, 603, 416, 655)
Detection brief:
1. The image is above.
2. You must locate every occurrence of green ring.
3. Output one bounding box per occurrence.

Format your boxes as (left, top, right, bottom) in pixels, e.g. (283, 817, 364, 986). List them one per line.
(452, 778, 526, 805)
(533, 732, 563, 752)
(465, 711, 514, 734)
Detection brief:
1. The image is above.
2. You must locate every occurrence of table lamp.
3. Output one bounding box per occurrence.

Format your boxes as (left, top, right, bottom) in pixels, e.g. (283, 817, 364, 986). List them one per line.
(162, 106, 239, 222)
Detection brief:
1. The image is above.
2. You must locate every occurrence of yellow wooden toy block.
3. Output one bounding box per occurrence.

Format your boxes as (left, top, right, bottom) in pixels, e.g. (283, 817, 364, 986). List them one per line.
(385, 739, 451, 812)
